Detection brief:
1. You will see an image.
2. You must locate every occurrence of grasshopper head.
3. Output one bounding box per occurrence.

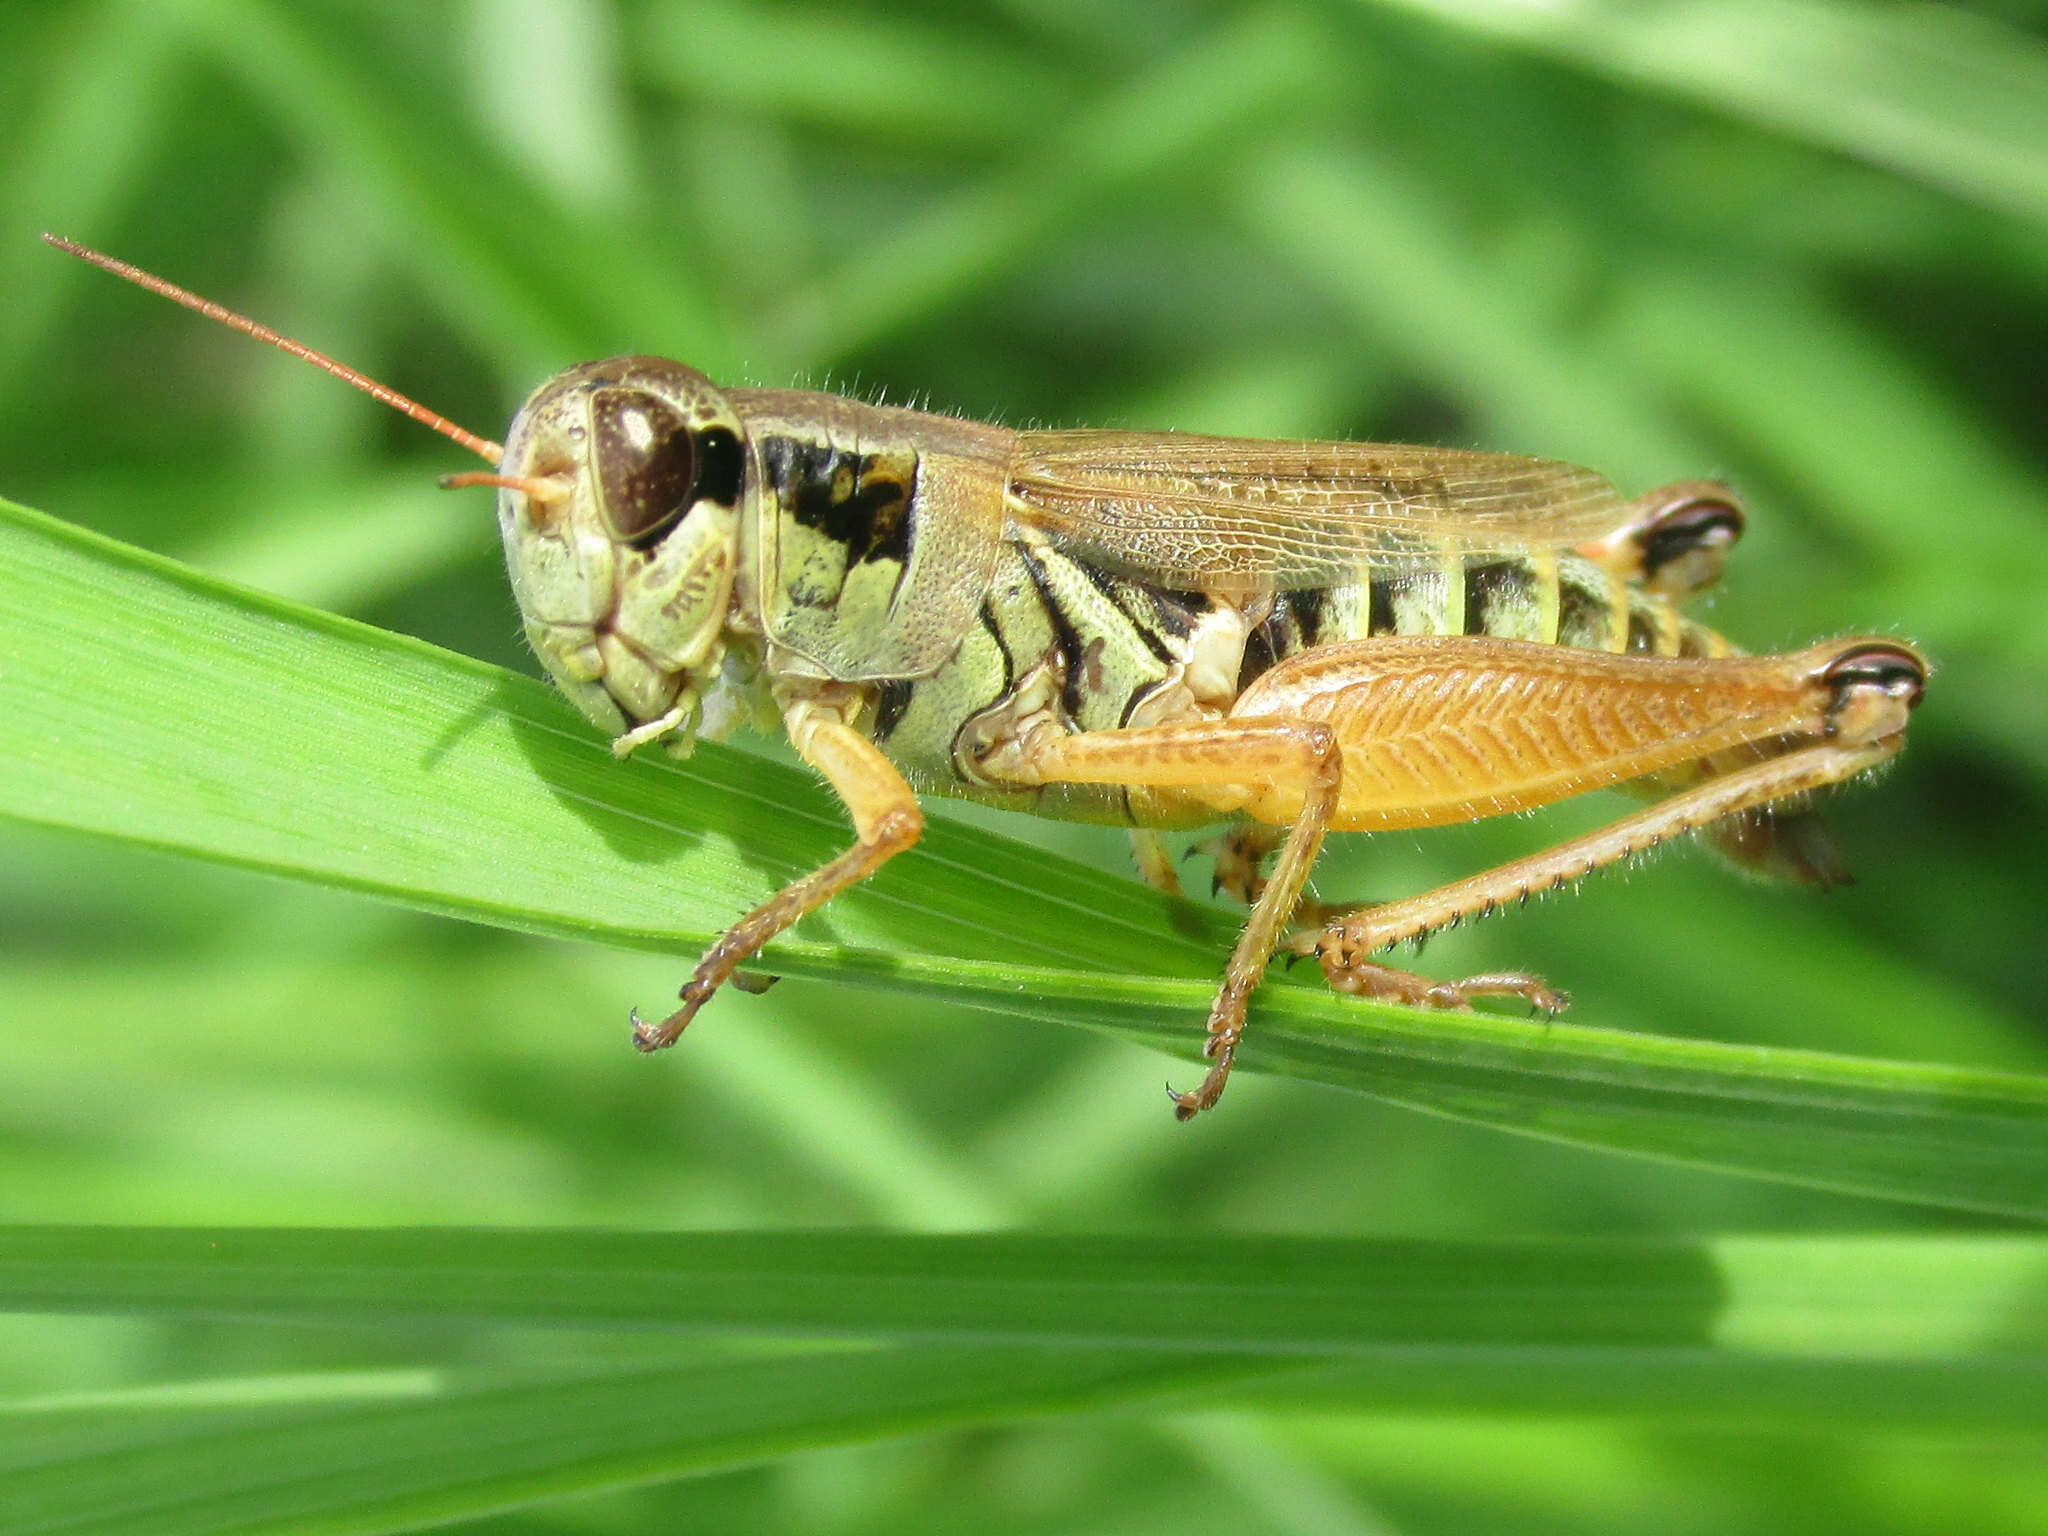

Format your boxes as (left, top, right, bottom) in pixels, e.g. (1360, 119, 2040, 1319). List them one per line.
(495, 357, 749, 750)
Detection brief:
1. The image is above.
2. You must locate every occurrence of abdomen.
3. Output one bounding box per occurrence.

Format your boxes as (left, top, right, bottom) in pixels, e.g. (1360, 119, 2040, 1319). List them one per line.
(1238, 551, 1732, 676)
(863, 542, 1733, 830)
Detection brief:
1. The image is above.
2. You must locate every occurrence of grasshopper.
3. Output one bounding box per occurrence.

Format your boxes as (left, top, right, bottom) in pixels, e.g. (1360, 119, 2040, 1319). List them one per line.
(50, 236, 1926, 1118)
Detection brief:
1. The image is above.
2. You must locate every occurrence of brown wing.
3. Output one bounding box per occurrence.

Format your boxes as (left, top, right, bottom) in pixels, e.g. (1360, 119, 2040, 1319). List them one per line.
(1008, 430, 1631, 589)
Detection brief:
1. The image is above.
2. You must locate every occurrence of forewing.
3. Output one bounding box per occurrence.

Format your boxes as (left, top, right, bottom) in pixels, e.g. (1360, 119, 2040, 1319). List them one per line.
(1009, 431, 1631, 589)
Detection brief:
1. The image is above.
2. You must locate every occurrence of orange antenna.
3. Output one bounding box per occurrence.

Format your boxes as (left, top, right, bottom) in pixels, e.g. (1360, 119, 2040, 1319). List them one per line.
(43, 233, 504, 465)
(439, 469, 570, 504)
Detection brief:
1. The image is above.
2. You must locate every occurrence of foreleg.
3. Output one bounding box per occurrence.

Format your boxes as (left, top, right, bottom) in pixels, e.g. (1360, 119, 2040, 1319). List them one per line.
(632, 697, 924, 1052)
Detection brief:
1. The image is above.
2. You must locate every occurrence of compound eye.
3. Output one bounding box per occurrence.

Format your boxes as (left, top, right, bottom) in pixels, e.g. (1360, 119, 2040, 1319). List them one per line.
(591, 388, 696, 548)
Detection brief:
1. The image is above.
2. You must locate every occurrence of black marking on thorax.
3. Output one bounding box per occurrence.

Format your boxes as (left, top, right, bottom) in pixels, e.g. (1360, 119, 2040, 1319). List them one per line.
(870, 677, 914, 740)
(757, 433, 917, 566)
(1076, 562, 1196, 666)
(1017, 546, 1093, 721)
(978, 598, 1017, 700)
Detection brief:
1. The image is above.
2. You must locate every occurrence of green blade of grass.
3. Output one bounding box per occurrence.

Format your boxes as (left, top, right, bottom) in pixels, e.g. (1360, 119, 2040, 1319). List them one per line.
(1363, 0, 2048, 226)
(1227, 1354, 2048, 1434)
(2, 1342, 1281, 1536)
(10, 1342, 2048, 1536)
(0, 1225, 2043, 1532)
(4, 496, 2047, 1216)
(8, 1226, 2048, 1359)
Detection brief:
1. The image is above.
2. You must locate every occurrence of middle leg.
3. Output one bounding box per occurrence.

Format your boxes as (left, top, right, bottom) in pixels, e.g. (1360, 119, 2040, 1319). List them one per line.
(1193, 823, 1284, 905)
(994, 716, 1342, 1118)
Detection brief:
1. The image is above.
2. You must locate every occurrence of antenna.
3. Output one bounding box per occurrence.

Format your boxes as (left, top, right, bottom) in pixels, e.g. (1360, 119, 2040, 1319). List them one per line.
(43, 233, 504, 465)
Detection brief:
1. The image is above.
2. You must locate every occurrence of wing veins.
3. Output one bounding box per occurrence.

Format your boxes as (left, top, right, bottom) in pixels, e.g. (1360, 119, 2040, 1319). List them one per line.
(1009, 431, 1630, 587)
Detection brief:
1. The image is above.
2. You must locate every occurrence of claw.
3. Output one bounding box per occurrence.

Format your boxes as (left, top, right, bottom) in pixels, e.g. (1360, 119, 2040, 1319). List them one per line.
(633, 972, 716, 1053)
(1313, 950, 1569, 1020)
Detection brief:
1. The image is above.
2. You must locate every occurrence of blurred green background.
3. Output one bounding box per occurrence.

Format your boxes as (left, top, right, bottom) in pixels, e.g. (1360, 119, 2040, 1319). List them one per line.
(3, 0, 2047, 1530)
